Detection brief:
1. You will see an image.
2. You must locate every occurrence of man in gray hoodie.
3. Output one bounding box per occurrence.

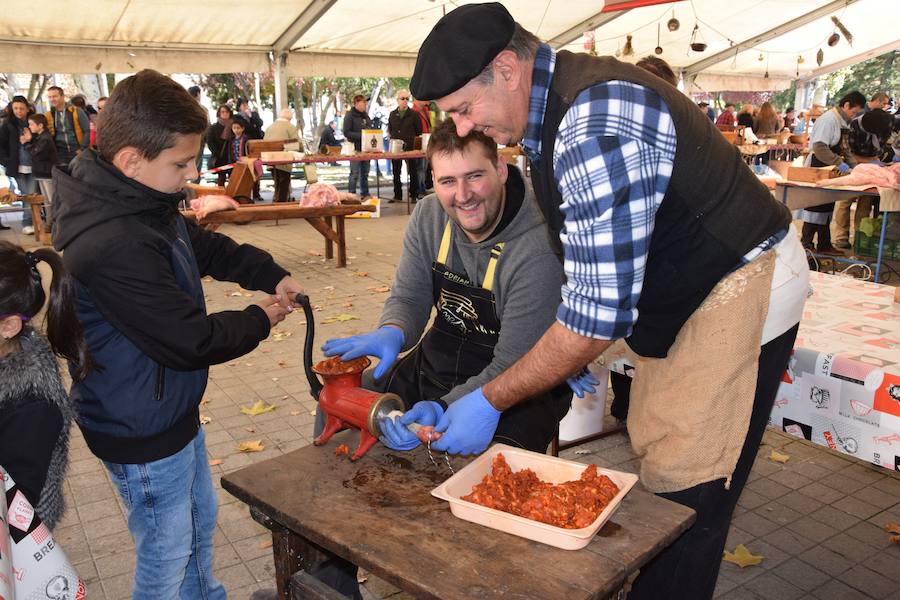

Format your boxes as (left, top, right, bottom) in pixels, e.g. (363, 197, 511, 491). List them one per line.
(322, 118, 571, 452)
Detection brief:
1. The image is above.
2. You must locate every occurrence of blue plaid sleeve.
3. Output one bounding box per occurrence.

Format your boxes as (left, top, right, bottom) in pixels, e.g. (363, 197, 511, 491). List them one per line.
(553, 81, 676, 340)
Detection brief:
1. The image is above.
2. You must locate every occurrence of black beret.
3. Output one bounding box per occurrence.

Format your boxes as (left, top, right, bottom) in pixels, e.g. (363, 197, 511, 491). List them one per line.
(410, 2, 515, 100)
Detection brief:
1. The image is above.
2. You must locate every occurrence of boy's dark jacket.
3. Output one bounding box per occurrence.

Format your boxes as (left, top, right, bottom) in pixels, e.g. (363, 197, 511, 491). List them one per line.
(24, 129, 58, 178)
(52, 150, 289, 464)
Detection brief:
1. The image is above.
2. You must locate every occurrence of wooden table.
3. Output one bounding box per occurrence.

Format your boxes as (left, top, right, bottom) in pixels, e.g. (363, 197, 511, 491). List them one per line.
(182, 202, 374, 268)
(265, 150, 427, 214)
(222, 430, 695, 600)
(22, 194, 46, 243)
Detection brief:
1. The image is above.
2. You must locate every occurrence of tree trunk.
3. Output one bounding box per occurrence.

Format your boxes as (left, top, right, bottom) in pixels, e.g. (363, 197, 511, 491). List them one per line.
(315, 93, 336, 139)
(879, 51, 896, 90)
(27, 75, 51, 106)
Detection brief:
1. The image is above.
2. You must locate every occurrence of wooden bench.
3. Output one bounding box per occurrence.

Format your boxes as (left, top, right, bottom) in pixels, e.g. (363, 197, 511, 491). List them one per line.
(181, 202, 375, 267)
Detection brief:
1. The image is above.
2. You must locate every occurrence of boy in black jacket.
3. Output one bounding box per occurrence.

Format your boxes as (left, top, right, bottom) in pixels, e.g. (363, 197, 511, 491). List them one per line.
(52, 70, 304, 600)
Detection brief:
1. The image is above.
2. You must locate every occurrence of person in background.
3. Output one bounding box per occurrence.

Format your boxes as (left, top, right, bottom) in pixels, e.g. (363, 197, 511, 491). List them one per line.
(206, 104, 234, 186)
(715, 103, 736, 128)
(799, 91, 866, 254)
(698, 101, 716, 122)
(783, 107, 797, 132)
(343, 94, 372, 198)
(635, 55, 678, 86)
(318, 121, 339, 150)
(21, 114, 59, 231)
(96, 96, 108, 112)
(264, 109, 300, 202)
(0, 96, 36, 233)
(228, 115, 252, 202)
(91, 96, 109, 148)
(412, 99, 434, 197)
(44, 86, 90, 166)
(736, 104, 755, 129)
(387, 89, 422, 202)
(188, 86, 207, 182)
(0, 241, 95, 530)
(832, 108, 896, 249)
(51, 69, 304, 600)
(753, 102, 783, 136)
(863, 91, 890, 114)
(236, 98, 263, 140)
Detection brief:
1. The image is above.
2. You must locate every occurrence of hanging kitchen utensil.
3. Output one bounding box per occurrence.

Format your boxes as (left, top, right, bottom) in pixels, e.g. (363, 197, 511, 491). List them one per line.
(831, 16, 853, 46)
(655, 23, 663, 54)
(623, 34, 634, 57)
(667, 9, 680, 32)
(817, 48, 824, 66)
(827, 32, 840, 47)
(689, 24, 707, 52)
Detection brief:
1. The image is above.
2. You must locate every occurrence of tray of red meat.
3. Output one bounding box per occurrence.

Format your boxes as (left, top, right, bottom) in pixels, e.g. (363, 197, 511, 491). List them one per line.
(430, 444, 638, 550)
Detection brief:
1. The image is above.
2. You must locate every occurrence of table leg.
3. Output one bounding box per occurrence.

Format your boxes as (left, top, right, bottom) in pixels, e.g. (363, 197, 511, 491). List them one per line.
(873, 211, 890, 283)
(324, 216, 334, 260)
(336, 217, 346, 268)
(250, 507, 331, 600)
(30, 202, 43, 242)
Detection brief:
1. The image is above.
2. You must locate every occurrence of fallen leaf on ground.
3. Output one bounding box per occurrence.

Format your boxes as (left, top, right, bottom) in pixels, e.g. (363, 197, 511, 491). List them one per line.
(356, 575, 368, 584)
(244, 427, 256, 433)
(290, 410, 302, 416)
(271, 331, 292, 342)
(723, 544, 764, 568)
(322, 285, 335, 291)
(574, 449, 593, 455)
(886, 522, 900, 544)
(271, 377, 279, 382)
(343, 302, 354, 308)
(259, 539, 273, 549)
(199, 414, 212, 425)
(244, 362, 254, 367)
(281, 395, 290, 400)
(278, 361, 289, 368)
(240, 400, 276, 416)
(335, 444, 350, 457)
(308, 250, 323, 256)
(323, 313, 360, 324)
(769, 450, 790, 463)
(355, 271, 368, 277)
(236, 440, 265, 453)
(229, 291, 243, 297)
(243, 293, 252, 297)
(208, 459, 224, 466)
(228, 362, 238, 367)
(309, 409, 317, 415)
(367, 285, 390, 293)
(201, 397, 210, 405)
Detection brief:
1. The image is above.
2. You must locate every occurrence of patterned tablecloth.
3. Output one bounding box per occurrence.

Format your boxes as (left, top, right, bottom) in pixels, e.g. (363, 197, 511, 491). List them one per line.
(770, 272, 900, 470)
(598, 272, 900, 470)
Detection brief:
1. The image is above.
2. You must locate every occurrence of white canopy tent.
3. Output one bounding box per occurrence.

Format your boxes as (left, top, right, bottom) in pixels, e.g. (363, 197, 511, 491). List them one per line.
(1, 0, 897, 108)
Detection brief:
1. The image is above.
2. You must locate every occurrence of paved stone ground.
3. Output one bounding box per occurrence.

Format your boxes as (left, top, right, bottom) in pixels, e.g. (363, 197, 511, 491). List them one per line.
(3, 176, 899, 599)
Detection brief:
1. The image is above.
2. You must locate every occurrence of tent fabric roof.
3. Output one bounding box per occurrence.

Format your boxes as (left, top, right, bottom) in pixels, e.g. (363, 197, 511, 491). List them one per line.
(1, 1, 897, 91)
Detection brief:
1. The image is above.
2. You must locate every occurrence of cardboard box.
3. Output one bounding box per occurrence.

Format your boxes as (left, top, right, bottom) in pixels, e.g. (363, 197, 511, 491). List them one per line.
(786, 166, 836, 183)
(361, 129, 383, 153)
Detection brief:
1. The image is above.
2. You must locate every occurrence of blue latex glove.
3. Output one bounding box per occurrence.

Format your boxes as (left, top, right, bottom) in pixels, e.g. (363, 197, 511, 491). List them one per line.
(431, 388, 501, 455)
(893, 155, 900, 163)
(322, 326, 404, 379)
(566, 366, 599, 399)
(836, 162, 851, 174)
(378, 401, 444, 451)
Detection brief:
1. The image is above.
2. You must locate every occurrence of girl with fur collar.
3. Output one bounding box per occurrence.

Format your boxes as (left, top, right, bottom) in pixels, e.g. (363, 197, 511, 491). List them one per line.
(0, 242, 96, 529)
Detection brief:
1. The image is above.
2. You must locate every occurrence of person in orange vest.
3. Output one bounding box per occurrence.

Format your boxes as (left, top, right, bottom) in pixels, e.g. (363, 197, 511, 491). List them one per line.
(44, 86, 90, 167)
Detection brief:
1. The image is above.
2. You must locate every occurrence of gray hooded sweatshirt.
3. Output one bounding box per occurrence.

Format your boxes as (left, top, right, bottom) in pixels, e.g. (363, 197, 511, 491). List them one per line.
(379, 167, 565, 404)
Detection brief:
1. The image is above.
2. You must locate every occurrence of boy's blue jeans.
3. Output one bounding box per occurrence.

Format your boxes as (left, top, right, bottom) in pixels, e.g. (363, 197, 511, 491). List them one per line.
(104, 428, 225, 600)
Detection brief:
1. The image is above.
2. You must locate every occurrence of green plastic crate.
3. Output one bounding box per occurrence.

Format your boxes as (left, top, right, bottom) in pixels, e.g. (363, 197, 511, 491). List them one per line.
(854, 231, 899, 260)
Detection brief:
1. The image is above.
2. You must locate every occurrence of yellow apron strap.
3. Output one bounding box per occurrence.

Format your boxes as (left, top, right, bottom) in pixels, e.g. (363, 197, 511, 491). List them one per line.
(437, 221, 452, 264)
(482, 242, 505, 291)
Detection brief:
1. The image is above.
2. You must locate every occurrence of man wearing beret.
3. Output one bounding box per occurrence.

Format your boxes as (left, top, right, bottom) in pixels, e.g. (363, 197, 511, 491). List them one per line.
(408, 3, 809, 599)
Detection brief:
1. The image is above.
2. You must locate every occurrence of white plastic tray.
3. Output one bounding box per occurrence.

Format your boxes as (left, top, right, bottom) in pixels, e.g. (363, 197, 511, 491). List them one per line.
(431, 444, 638, 550)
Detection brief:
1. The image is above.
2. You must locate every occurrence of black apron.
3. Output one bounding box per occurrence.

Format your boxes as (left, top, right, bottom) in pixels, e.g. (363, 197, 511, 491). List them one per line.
(381, 222, 571, 452)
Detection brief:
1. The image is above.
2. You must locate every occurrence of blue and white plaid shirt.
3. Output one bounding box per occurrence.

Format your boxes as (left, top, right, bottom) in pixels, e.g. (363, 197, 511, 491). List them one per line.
(523, 44, 784, 341)
(523, 44, 676, 340)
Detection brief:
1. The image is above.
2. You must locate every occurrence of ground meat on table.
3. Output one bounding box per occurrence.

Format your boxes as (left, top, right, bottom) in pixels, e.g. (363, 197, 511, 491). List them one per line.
(314, 356, 370, 375)
(461, 453, 619, 529)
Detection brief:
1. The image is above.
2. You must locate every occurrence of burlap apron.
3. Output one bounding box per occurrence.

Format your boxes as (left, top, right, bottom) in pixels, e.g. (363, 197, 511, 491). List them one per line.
(616, 251, 776, 493)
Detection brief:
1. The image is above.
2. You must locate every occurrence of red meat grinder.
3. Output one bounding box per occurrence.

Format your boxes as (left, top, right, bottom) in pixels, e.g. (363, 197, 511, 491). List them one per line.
(297, 294, 404, 461)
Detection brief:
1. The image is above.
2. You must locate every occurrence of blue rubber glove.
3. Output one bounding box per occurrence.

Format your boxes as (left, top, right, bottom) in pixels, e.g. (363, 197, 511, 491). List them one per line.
(322, 326, 404, 379)
(893, 155, 900, 163)
(431, 388, 501, 455)
(566, 367, 600, 399)
(378, 401, 444, 451)
(836, 162, 851, 174)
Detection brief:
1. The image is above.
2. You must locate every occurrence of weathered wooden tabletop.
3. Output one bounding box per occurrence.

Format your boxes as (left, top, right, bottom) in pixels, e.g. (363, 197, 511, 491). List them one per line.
(222, 430, 695, 600)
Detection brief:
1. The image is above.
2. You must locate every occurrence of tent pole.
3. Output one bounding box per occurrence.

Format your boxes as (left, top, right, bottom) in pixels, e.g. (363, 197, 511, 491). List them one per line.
(273, 51, 289, 119)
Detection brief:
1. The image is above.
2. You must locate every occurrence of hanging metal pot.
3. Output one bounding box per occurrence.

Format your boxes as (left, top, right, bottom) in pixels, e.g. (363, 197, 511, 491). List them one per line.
(690, 24, 706, 52)
(667, 9, 680, 32)
(827, 32, 840, 47)
(655, 23, 663, 54)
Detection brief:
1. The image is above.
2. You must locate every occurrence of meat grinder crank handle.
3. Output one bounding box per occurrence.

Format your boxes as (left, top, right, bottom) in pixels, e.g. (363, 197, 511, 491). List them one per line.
(386, 410, 423, 433)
